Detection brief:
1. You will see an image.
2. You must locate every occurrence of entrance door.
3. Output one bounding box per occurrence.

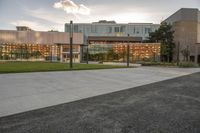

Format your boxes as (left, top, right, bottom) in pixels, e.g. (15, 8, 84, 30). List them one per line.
(65, 54, 79, 63)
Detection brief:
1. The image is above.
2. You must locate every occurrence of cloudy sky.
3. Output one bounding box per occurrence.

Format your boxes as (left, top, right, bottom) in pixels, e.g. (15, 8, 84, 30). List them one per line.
(0, 0, 199, 31)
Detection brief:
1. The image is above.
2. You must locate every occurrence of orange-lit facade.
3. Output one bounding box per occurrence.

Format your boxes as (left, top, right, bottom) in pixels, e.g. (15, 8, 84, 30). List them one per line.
(113, 43, 160, 61)
(0, 29, 161, 62)
(88, 37, 160, 62)
(0, 30, 83, 62)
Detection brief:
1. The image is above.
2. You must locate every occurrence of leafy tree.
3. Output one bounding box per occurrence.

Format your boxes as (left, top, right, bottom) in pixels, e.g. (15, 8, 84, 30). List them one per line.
(0, 46, 3, 59)
(106, 49, 117, 61)
(31, 51, 42, 59)
(149, 22, 175, 62)
(12, 47, 31, 59)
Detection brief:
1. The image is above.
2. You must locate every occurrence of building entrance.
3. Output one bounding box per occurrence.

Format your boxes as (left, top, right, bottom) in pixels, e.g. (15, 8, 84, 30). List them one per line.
(63, 53, 79, 63)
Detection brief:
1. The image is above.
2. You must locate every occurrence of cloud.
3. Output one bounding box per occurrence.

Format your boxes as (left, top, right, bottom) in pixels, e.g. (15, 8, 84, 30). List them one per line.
(10, 20, 53, 31)
(25, 8, 91, 25)
(25, 8, 66, 25)
(53, 0, 90, 15)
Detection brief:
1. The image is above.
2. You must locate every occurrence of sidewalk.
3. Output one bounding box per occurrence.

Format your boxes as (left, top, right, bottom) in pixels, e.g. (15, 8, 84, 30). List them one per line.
(0, 67, 200, 117)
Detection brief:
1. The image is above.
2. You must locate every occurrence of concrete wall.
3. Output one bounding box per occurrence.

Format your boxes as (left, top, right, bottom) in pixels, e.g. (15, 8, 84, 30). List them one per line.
(198, 11, 200, 43)
(173, 21, 197, 54)
(0, 30, 84, 45)
(164, 8, 199, 24)
(164, 8, 200, 62)
(198, 22, 200, 43)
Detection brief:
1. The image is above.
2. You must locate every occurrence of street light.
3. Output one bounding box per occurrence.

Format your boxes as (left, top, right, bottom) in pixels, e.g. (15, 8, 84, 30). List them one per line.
(127, 34, 130, 67)
(69, 20, 73, 69)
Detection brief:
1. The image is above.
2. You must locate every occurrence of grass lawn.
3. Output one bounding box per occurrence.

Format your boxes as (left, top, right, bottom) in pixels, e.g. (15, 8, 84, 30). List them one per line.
(0, 61, 127, 74)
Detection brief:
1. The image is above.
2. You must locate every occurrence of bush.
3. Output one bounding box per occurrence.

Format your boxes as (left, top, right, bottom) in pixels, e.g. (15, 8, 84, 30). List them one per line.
(138, 62, 161, 66)
(137, 61, 177, 67)
(179, 62, 199, 68)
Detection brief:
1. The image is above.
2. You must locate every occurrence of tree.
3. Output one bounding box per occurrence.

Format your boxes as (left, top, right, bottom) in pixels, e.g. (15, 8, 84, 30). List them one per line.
(0, 46, 3, 59)
(31, 51, 42, 59)
(181, 47, 190, 61)
(106, 49, 116, 61)
(149, 22, 175, 62)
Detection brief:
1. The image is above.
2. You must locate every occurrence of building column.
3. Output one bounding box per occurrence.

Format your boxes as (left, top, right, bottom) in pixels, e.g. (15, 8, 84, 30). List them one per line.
(51, 45, 57, 62)
(60, 45, 63, 62)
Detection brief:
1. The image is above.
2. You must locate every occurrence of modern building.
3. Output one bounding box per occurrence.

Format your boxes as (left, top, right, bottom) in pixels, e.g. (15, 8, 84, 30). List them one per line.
(0, 27, 83, 62)
(86, 36, 160, 62)
(65, 20, 160, 41)
(164, 8, 200, 63)
(65, 21, 161, 62)
(0, 26, 160, 62)
(0, 20, 161, 63)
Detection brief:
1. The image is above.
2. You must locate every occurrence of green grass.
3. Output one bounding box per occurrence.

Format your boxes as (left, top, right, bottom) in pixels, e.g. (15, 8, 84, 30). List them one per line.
(0, 61, 127, 74)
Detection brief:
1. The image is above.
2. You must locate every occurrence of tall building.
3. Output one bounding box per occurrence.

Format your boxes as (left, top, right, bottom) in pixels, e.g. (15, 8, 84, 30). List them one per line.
(164, 8, 200, 63)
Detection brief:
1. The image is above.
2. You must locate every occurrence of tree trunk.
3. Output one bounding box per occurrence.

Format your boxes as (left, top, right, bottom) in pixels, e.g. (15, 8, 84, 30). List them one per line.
(167, 55, 170, 63)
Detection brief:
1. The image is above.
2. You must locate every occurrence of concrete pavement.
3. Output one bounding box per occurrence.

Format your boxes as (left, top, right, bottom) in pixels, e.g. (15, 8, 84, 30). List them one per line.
(0, 67, 200, 117)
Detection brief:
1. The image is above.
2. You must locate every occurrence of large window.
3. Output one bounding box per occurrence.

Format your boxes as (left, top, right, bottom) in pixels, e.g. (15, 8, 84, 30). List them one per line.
(145, 28, 151, 34)
(133, 27, 136, 34)
(74, 25, 78, 32)
(91, 25, 97, 33)
(108, 27, 112, 33)
(120, 26, 126, 33)
(114, 27, 120, 32)
(136, 27, 140, 34)
(65, 25, 70, 32)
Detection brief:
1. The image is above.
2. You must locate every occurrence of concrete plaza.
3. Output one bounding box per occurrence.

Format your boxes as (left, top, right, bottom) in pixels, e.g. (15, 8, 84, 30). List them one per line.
(0, 67, 200, 117)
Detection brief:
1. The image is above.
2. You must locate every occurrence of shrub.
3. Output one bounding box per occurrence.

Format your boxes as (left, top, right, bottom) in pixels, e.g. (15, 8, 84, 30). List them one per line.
(179, 62, 199, 68)
(137, 61, 177, 67)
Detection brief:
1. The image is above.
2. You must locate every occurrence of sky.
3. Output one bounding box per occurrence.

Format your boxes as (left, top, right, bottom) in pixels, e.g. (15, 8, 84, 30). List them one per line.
(0, 0, 199, 31)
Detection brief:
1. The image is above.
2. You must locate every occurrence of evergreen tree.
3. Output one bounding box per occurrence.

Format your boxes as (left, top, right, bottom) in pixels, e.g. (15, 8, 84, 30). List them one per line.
(149, 22, 175, 62)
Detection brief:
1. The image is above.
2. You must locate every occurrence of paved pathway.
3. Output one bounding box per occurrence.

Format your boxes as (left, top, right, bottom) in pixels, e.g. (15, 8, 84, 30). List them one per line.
(0, 67, 200, 117)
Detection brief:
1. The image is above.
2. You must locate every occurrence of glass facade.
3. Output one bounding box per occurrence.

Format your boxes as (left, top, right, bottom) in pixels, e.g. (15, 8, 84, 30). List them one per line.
(65, 22, 160, 40)
(0, 43, 80, 62)
(83, 42, 160, 62)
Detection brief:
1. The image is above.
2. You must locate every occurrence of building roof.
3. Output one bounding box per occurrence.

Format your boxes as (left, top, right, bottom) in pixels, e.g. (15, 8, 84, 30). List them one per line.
(16, 26, 33, 31)
(92, 20, 116, 24)
(164, 8, 200, 23)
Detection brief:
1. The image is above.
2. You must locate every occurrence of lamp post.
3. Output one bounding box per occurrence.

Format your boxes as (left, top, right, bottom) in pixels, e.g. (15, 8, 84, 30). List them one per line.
(86, 40, 89, 64)
(127, 34, 130, 67)
(69, 20, 73, 69)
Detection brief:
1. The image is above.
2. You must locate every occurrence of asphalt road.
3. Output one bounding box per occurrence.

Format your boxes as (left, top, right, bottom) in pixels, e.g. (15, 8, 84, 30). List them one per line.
(0, 72, 200, 133)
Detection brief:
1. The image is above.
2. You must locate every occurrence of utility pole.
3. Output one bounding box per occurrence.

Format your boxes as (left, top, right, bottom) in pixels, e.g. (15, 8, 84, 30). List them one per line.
(69, 20, 73, 69)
